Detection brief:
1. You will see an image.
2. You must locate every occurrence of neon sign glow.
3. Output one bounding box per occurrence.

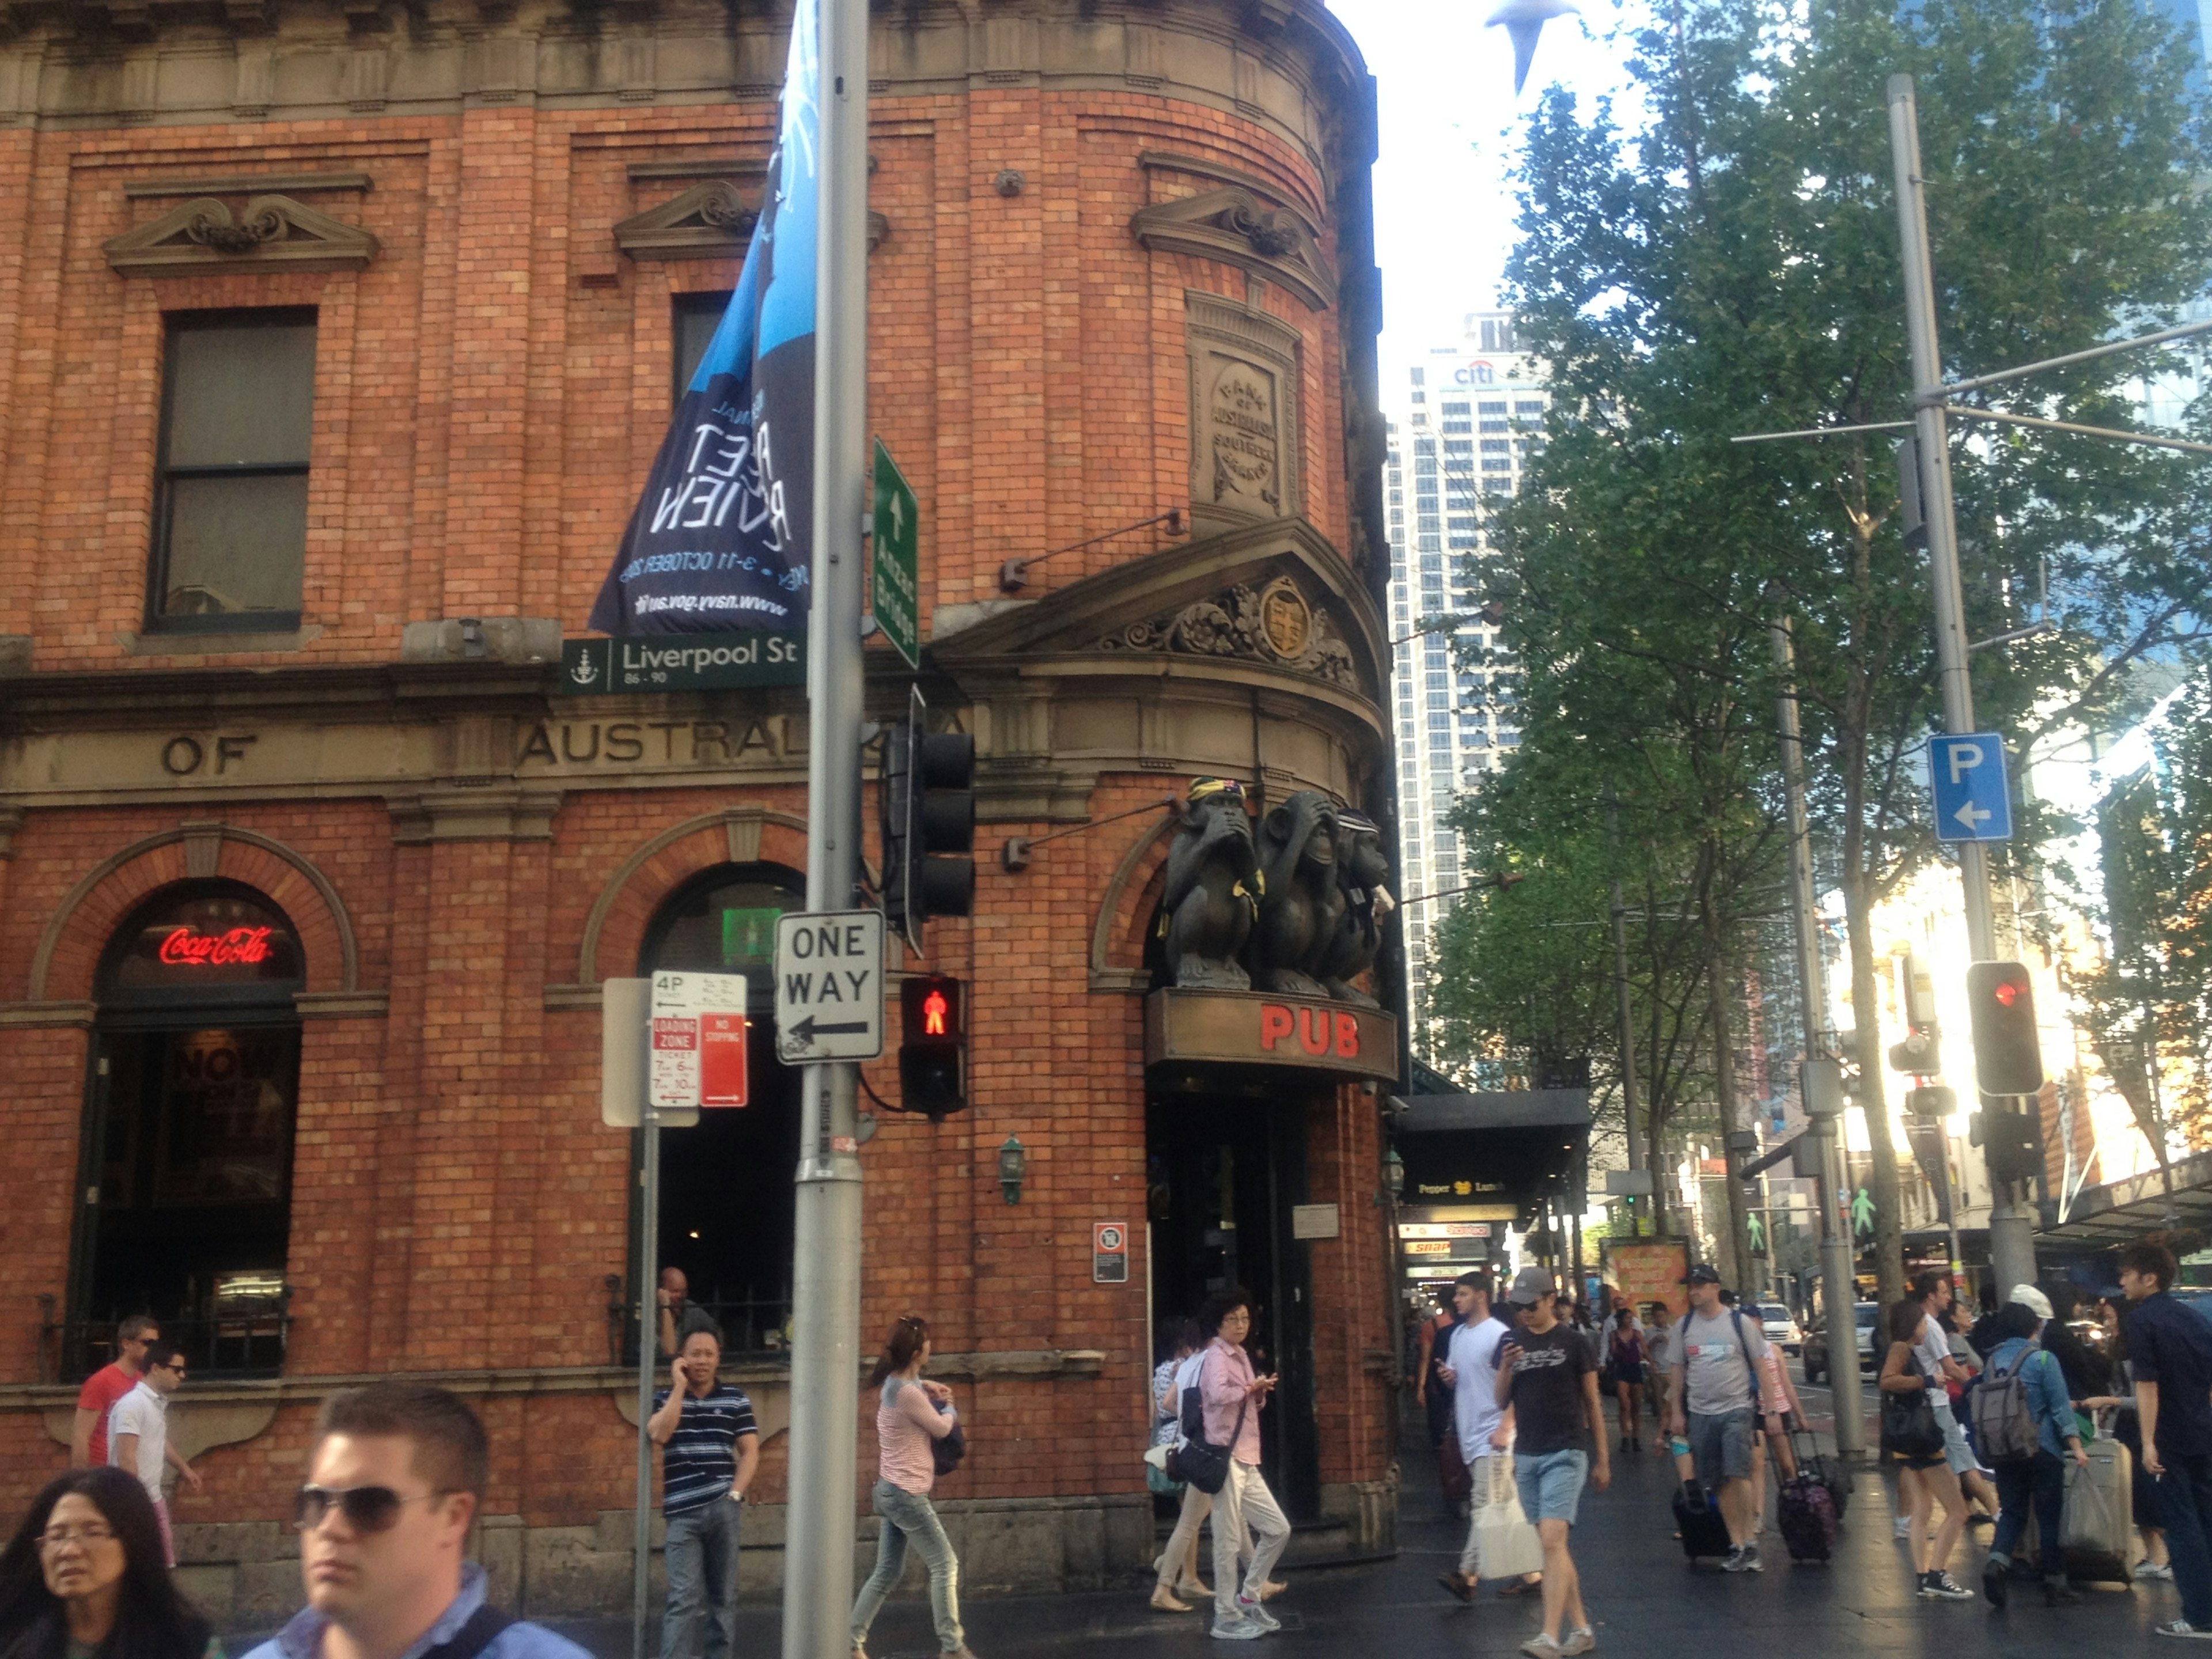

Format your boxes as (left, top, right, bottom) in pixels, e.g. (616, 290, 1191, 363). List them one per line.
(158, 925, 276, 968)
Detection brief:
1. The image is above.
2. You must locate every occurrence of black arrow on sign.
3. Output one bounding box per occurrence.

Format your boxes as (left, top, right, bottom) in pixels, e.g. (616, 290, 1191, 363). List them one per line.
(789, 1014, 870, 1044)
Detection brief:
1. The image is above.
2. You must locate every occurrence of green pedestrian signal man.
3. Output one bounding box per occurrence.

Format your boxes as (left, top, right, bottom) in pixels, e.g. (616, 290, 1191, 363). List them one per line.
(1747, 1212, 1766, 1255)
(1851, 1186, 1876, 1239)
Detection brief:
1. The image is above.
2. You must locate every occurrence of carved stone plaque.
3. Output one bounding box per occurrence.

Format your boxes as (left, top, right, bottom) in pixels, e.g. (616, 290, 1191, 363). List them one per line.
(1257, 577, 1311, 658)
(1184, 292, 1302, 534)
(1206, 357, 1282, 516)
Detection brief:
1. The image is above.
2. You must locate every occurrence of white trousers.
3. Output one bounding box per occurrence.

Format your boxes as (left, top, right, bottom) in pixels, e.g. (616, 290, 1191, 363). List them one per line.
(1211, 1460, 1290, 1625)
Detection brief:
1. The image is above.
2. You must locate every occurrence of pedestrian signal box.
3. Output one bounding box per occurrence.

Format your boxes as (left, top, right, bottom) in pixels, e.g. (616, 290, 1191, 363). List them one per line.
(1965, 960, 2044, 1098)
(900, 975, 965, 1118)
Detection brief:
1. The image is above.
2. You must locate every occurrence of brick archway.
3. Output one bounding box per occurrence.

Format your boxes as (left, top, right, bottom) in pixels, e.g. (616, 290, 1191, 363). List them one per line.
(29, 824, 358, 1002)
(578, 805, 809, 984)
(1090, 815, 1176, 993)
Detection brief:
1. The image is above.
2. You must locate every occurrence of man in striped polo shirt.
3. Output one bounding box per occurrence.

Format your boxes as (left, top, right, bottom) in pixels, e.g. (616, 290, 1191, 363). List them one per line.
(649, 1326, 760, 1659)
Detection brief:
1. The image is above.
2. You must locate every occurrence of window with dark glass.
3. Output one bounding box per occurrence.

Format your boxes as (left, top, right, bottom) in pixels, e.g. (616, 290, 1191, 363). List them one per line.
(673, 291, 735, 406)
(150, 311, 316, 632)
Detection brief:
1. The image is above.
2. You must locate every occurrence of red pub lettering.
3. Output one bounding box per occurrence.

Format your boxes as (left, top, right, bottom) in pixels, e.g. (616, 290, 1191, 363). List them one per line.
(1259, 1001, 1361, 1060)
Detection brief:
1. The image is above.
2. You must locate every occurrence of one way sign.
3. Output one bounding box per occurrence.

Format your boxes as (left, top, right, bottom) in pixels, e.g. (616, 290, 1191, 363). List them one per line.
(1929, 732, 2013, 843)
(774, 910, 886, 1063)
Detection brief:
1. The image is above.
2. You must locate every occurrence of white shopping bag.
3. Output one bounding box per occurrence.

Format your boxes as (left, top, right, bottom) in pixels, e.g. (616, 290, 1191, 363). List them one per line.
(1472, 1455, 1547, 1581)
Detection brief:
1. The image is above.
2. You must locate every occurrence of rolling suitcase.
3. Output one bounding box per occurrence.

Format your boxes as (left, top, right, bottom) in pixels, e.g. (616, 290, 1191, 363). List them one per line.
(1674, 1480, 1733, 1562)
(1777, 1471, 1838, 1562)
(2059, 1438, 2140, 1584)
(1791, 1426, 1851, 1522)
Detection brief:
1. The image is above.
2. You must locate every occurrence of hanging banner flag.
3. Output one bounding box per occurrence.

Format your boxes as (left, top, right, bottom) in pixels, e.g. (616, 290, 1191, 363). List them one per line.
(588, 1, 819, 636)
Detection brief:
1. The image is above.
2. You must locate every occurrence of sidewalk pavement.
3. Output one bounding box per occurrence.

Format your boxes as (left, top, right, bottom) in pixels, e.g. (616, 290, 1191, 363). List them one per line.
(522, 1391, 2178, 1659)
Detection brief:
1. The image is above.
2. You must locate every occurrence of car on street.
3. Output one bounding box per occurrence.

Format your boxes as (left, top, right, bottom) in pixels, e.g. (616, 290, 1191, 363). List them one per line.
(1801, 1301, 1881, 1384)
(1758, 1302, 1802, 1353)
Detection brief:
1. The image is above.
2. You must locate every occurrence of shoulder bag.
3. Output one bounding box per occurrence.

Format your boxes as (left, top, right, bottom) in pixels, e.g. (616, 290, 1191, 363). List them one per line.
(1167, 1378, 1247, 1495)
(1879, 1355, 1945, 1459)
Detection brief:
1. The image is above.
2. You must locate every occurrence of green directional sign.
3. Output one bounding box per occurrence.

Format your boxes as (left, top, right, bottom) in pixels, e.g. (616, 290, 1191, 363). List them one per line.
(872, 438, 921, 672)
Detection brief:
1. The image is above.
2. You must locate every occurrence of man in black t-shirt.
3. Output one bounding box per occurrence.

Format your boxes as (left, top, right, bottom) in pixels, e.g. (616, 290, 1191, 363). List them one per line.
(2119, 1241, 2212, 1639)
(1495, 1267, 1611, 1658)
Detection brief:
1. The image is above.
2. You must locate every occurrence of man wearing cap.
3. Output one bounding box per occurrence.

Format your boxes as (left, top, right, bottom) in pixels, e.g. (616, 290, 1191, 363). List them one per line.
(1494, 1266, 1608, 1656)
(1666, 1264, 1768, 1572)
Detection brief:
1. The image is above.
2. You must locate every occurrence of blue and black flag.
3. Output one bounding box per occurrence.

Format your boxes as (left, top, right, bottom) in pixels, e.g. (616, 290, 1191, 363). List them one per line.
(589, 1, 819, 635)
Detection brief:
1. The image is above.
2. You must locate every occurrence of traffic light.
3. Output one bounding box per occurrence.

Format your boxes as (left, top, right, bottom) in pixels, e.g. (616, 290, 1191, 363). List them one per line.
(899, 974, 965, 1117)
(881, 688, 976, 956)
(1980, 1107, 2042, 1185)
(1965, 960, 2044, 1097)
(1904, 1085, 1957, 1118)
(1888, 1028, 1940, 1075)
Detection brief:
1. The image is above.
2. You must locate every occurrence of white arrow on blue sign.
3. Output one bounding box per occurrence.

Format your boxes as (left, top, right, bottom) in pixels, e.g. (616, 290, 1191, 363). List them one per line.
(1928, 732, 2013, 842)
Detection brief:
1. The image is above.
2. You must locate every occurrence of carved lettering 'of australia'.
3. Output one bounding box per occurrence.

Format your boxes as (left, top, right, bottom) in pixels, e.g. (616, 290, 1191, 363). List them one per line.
(1208, 357, 1281, 516)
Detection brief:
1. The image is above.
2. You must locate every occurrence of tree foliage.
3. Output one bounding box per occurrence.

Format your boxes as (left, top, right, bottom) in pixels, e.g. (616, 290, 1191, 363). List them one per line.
(1422, 0, 2212, 1302)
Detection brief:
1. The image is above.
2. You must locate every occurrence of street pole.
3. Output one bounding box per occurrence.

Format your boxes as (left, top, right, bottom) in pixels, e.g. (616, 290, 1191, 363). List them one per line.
(1886, 74, 2040, 1296)
(1605, 783, 1644, 1238)
(1771, 616, 1864, 1456)
(632, 1099, 659, 1659)
(782, 0, 870, 1653)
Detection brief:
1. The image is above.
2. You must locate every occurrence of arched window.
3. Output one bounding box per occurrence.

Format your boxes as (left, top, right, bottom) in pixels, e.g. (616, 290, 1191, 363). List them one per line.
(634, 864, 804, 1359)
(65, 882, 303, 1380)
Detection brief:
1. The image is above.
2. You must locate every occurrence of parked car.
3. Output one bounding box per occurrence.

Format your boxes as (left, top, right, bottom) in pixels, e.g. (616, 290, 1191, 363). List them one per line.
(1801, 1302, 1882, 1384)
(1758, 1302, 1802, 1354)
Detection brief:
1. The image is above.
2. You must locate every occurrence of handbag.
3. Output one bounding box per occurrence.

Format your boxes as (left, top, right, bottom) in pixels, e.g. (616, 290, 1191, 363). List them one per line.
(1469, 1456, 1546, 1580)
(1880, 1360, 1945, 1460)
(927, 1393, 966, 1476)
(1438, 1435, 1472, 1503)
(1143, 1443, 1183, 1495)
(1168, 1381, 1246, 1495)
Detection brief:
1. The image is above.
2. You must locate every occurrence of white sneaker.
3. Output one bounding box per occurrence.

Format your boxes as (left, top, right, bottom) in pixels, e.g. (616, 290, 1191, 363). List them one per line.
(1234, 1593, 1281, 1634)
(1561, 1628, 1597, 1656)
(2154, 1621, 2212, 1640)
(1520, 1637, 1563, 1659)
(1211, 1617, 1267, 1642)
(2139, 1560, 2177, 1581)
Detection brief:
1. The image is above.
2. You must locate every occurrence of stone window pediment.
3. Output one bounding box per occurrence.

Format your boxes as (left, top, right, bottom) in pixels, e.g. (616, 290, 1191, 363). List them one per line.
(615, 179, 889, 261)
(1131, 185, 1334, 311)
(105, 195, 379, 276)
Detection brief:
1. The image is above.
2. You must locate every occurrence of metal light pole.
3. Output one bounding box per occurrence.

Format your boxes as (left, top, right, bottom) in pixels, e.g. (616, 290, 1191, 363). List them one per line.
(783, 0, 871, 1653)
(1771, 617, 1863, 1456)
(1886, 74, 2039, 1296)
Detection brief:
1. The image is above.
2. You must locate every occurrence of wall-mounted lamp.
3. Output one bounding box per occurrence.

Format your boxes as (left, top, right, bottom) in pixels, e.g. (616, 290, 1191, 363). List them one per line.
(998, 1135, 1028, 1205)
(1382, 1146, 1406, 1200)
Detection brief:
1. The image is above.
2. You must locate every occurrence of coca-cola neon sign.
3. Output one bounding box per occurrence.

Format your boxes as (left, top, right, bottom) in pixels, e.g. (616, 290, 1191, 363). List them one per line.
(158, 925, 276, 968)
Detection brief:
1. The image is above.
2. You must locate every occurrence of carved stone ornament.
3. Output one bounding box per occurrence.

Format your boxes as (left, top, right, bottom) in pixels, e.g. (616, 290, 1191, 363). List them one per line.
(105, 195, 379, 276)
(1099, 574, 1355, 688)
(1130, 186, 1335, 311)
(616, 180, 889, 260)
(1183, 291, 1302, 531)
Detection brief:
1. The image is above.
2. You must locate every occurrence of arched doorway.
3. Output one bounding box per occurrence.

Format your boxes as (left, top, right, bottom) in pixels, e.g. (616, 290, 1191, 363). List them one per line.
(68, 882, 304, 1378)
(636, 862, 804, 1357)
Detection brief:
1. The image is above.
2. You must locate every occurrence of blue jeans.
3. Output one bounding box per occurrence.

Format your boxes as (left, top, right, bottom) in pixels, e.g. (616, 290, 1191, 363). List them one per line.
(2152, 1450, 2212, 1628)
(1986, 1452, 2066, 1581)
(850, 1479, 964, 1652)
(662, 1497, 742, 1659)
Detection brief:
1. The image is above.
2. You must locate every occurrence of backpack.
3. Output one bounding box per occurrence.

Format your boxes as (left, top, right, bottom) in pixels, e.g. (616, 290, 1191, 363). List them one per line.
(1969, 1339, 2043, 1463)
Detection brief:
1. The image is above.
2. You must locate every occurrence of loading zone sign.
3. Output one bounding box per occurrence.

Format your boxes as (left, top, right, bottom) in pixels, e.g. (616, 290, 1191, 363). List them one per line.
(773, 910, 885, 1063)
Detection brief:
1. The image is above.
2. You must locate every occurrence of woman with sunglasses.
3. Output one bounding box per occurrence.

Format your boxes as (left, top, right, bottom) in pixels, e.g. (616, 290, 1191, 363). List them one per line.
(0, 1466, 221, 1659)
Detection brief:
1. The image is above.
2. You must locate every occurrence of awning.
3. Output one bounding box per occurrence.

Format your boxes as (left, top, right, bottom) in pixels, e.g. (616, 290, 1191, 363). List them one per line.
(2035, 1146, 2212, 1248)
(1389, 1070, 1589, 1221)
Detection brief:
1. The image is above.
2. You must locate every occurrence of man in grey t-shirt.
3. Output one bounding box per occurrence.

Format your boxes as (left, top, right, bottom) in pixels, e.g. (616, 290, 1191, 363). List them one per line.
(1666, 1264, 1769, 1572)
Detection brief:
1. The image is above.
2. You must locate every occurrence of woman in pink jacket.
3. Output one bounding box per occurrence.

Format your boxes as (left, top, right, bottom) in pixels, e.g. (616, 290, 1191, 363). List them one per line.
(1198, 1289, 1291, 1641)
(850, 1315, 976, 1659)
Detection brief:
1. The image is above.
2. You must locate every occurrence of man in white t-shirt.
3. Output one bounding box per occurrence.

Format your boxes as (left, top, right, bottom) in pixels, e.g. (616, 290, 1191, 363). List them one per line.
(108, 1340, 200, 1566)
(1435, 1273, 1539, 1602)
(1910, 1272, 1998, 1525)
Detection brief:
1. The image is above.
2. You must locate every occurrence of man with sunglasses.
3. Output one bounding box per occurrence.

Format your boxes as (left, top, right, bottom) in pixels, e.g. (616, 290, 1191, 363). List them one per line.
(243, 1382, 588, 1659)
(71, 1313, 160, 1468)
(108, 1340, 200, 1566)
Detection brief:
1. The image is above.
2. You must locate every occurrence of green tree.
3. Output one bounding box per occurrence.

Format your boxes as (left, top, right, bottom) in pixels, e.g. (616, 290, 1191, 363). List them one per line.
(1477, 0, 2212, 1305)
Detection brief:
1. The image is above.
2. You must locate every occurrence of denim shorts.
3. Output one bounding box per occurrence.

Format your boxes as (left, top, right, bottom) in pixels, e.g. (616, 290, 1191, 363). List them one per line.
(1688, 1408, 1756, 1483)
(1514, 1448, 1589, 1526)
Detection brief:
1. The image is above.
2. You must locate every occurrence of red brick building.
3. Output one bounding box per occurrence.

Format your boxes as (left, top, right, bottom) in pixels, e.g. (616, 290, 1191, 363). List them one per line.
(0, 0, 1397, 1618)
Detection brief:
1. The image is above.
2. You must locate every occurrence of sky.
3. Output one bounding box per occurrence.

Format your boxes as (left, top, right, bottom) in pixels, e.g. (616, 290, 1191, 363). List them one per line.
(1325, 0, 1643, 380)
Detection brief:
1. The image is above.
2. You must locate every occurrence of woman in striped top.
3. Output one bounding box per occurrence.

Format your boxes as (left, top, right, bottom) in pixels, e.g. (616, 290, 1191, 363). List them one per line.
(850, 1315, 975, 1659)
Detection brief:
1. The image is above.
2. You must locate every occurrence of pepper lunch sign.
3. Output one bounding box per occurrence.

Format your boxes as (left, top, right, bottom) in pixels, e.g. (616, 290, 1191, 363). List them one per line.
(1144, 988, 1399, 1083)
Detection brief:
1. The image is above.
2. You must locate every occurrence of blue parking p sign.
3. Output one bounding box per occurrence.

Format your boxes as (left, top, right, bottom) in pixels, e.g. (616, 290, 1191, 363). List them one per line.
(1929, 733, 2012, 842)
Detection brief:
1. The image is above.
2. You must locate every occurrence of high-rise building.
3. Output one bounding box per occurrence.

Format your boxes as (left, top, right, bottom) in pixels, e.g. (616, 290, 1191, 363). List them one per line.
(1384, 310, 1548, 1013)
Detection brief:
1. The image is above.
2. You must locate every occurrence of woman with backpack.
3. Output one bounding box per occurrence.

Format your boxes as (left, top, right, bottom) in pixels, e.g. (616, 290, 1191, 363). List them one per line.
(1975, 1286, 2088, 1609)
(850, 1315, 976, 1659)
